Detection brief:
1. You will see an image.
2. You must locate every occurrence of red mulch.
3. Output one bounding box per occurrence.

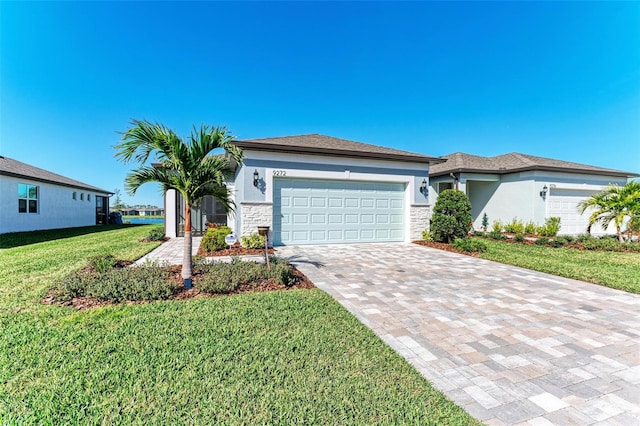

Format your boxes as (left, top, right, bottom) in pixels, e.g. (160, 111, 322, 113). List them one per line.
(197, 243, 275, 257)
(42, 263, 315, 311)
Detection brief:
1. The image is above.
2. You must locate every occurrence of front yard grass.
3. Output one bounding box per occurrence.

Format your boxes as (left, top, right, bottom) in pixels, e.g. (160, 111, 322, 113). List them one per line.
(0, 225, 476, 425)
(477, 238, 640, 294)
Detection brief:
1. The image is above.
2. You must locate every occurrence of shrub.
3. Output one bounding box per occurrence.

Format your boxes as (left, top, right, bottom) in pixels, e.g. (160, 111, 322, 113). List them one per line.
(145, 226, 165, 241)
(488, 231, 506, 240)
(472, 230, 485, 237)
(241, 233, 266, 249)
(87, 254, 116, 274)
(581, 237, 620, 251)
(453, 238, 487, 253)
(196, 258, 298, 293)
(524, 221, 537, 235)
(269, 258, 297, 287)
(491, 220, 503, 233)
(551, 237, 568, 247)
(563, 235, 575, 244)
(514, 234, 525, 243)
(504, 218, 524, 234)
(538, 217, 561, 237)
(201, 226, 232, 252)
(481, 213, 489, 231)
(535, 237, 550, 246)
(421, 230, 433, 242)
(577, 233, 595, 243)
(431, 190, 472, 243)
(53, 266, 177, 302)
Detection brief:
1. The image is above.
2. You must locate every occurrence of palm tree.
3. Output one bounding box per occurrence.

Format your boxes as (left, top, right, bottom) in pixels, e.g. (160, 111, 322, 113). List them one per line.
(115, 119, 243, 288)
(578, 181, 640, 242)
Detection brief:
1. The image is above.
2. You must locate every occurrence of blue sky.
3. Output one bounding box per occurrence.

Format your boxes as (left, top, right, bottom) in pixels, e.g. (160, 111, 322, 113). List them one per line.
(2, 1, 639, 207)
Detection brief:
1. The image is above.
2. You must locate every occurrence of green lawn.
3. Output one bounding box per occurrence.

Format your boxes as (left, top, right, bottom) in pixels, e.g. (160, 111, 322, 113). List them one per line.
(477, 239, 640, 294)
(0, 226, 476, 425)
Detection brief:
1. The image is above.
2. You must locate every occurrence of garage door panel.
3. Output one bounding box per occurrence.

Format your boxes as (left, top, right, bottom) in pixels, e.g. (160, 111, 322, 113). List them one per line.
(274, 178, 405, 245)
(549, 189, 609, 235)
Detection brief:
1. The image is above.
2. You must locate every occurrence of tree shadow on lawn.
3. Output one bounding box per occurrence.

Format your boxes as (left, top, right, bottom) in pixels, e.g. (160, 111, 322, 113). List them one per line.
(0, 224, 148, 249)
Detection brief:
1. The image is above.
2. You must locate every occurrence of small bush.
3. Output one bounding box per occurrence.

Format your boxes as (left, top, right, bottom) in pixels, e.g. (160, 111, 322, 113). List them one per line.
(488, 231, 506, 240)
(453, 238, 487, 253)
(514, 234, 525, 243)
(197, 258, 298, 294)
(563, 235, 575, 244)
(431, 190, 473, 243)
(88, 254, 116, 274)
(472, 230, 485, 237)
(491, 220, 503, 233)
(481, 213, 489, 231)
(524, 221, 537, 235)
(269, 258, 297, 286)
(538, 217, 561, 237)
(581, 237, 620, 251)
(421, 230, 433, 242)
(504, 218, 525, 234)
(146, 226, 165, 241)
(54, 266, 177, 302)
(201, 226, 232, 252)
(577, 233, 595, 243)
(551, 237, 568, 247)
(241, 233, 266, 249)
(535, 237, 550, 246)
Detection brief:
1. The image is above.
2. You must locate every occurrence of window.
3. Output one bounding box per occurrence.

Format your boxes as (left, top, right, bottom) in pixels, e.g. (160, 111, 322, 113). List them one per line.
(73, 192, 77, 200)
(80, 193, 84, 201)
(18, 184, 38, 213)
(88, 194, 91, 201)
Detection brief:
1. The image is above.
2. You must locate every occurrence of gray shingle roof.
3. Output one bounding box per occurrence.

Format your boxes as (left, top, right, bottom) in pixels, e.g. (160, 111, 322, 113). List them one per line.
(429, 152, 638, 178)
(0, 156, 112, 193)
(233, 134, 443, 164)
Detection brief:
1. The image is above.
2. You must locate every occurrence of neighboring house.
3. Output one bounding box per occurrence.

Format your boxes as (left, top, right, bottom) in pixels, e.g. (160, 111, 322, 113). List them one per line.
(165, 134, 443, 244)
(429, 152, 639, 235)
(139, 208, 164, 216)
(0, 156, 112, 234)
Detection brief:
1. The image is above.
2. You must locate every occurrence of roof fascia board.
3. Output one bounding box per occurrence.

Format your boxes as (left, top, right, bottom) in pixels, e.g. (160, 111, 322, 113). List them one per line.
(0, 171, 113, 194)
(233, 141, 444, 165)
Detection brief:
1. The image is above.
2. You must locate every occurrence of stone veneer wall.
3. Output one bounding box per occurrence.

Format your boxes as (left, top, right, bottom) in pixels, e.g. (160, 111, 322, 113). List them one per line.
(409, 205, 432, 241)
(240, 202, 273, 244)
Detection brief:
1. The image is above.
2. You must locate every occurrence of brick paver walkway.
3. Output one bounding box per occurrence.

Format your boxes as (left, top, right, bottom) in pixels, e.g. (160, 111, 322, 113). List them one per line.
(277, 243, 640, 425)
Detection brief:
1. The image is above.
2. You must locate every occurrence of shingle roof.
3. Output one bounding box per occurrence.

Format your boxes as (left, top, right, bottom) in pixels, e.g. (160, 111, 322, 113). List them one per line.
(0, 156, 112, 193)
(233, 134, 443, 165)
(429, 152, 638, 178)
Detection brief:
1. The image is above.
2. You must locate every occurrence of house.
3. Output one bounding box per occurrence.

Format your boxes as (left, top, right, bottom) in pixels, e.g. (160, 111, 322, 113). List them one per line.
(165, 134, 443, 244)
(0, 156, 112, 234)
(429, 152, 639, 235)
(139, 208, 164, 216)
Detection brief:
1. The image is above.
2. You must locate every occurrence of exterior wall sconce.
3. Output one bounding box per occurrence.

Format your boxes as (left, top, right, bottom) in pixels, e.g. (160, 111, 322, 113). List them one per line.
(419, 179, 428, 195)
(253, 169, 260, 187)
(540, 185, 548, 198)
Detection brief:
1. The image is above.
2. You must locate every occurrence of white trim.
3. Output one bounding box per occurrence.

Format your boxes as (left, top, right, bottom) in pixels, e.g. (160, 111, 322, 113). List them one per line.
(245, 149, 428, 171)
(548, 182, 607, 191)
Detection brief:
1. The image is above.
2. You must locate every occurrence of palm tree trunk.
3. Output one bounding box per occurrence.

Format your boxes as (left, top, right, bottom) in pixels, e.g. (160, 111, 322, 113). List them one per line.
(182, 201, 193, 289)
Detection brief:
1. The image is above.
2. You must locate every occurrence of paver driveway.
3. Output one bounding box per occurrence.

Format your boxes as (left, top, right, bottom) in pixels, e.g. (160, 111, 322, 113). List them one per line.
(277, 243, 640, 425)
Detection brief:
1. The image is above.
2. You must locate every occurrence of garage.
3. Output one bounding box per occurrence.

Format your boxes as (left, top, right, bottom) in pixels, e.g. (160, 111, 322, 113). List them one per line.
(548, 188, 600, 235)
(273, 178, 405, 245)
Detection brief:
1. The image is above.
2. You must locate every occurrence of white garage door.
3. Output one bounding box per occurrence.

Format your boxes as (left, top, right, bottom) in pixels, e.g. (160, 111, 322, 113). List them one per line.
(273, 178, 405, 245)
(548, 189, 602, 235)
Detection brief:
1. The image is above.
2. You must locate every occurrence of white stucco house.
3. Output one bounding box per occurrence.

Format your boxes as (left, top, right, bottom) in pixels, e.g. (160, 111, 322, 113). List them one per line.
(164, 134, 443, 244)
(429, 152, 639, 235)
(0, 156, 112, 234)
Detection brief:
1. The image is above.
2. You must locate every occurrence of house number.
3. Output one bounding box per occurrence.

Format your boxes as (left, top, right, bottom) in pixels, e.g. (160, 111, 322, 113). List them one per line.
(272, 170, 286, 177)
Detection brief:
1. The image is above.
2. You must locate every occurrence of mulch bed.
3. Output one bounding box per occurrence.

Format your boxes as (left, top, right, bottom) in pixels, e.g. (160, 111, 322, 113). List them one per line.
(42, 263, 315, 311)
(197, 243, 275, 257)
(413, 240, 480, 256)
